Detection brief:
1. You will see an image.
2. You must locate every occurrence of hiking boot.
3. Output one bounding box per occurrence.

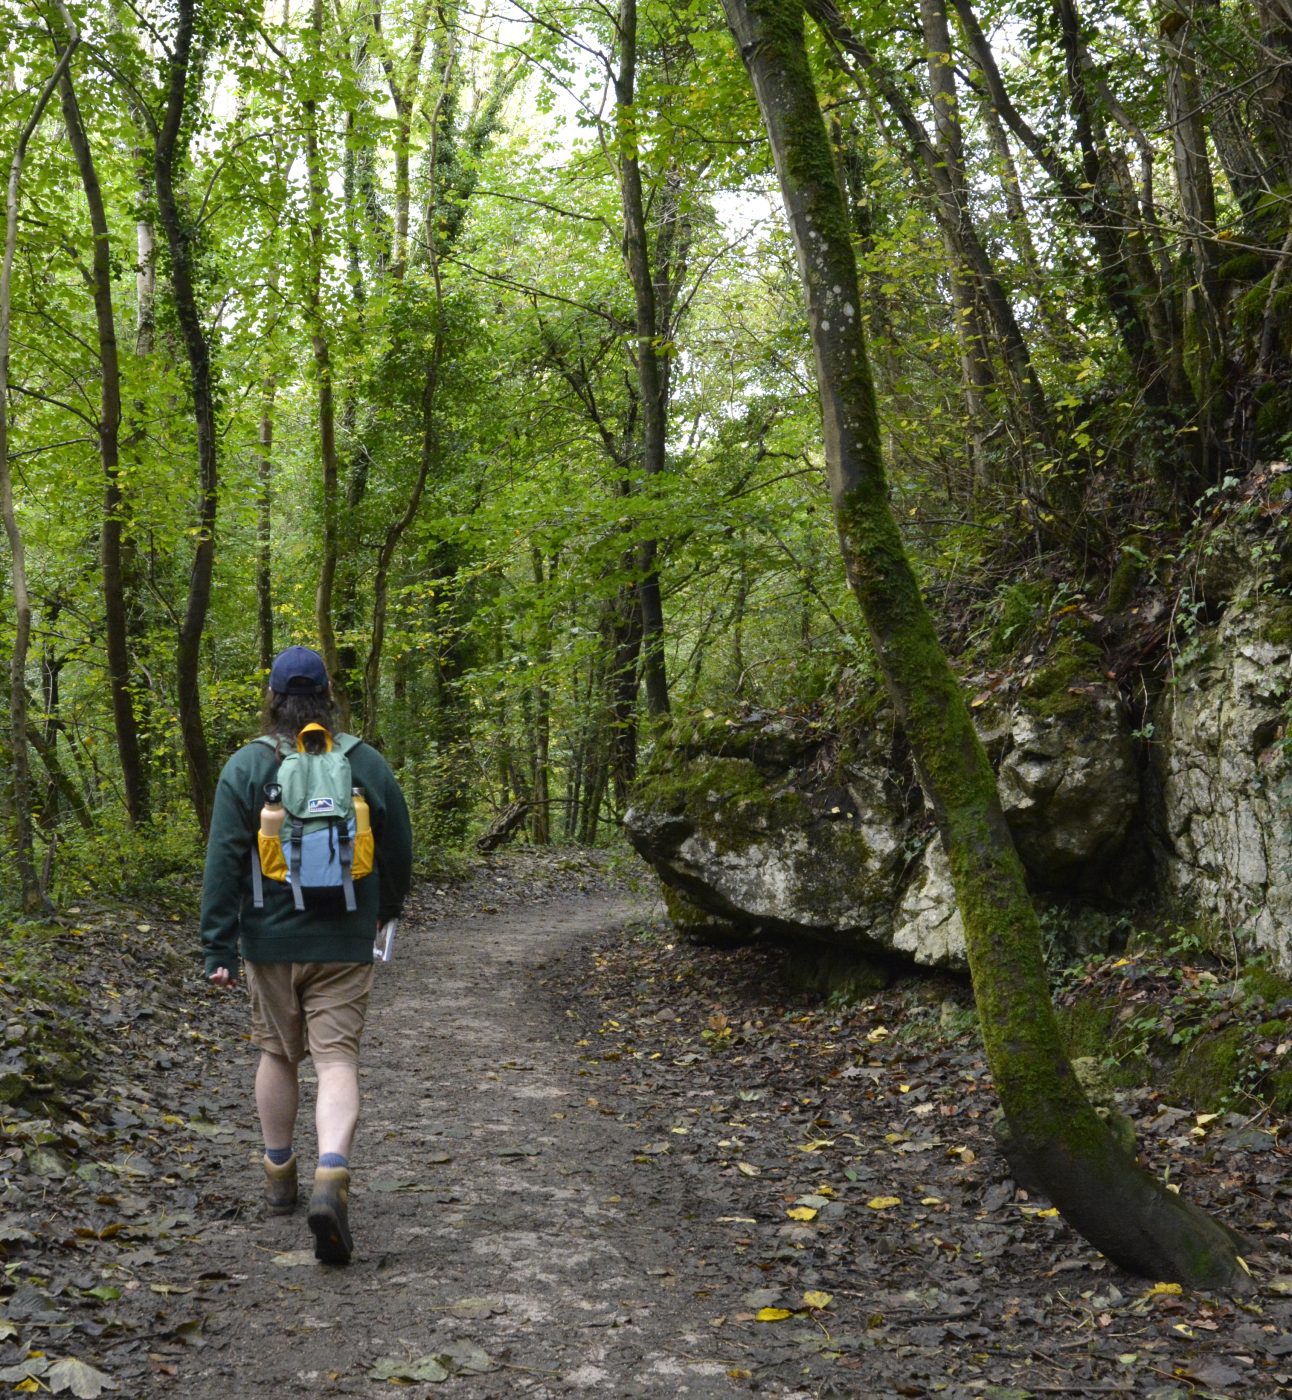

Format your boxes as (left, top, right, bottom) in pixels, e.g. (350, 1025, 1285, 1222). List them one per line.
(262, 1154, 298, 1215)
(307, 1165, 353, 1264)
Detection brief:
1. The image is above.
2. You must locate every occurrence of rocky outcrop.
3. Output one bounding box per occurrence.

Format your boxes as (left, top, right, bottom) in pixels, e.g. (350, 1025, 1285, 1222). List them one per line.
(623, 717, 912, 952)
(1154, 588, 1292, 973)
(627, 683, 1140, 970)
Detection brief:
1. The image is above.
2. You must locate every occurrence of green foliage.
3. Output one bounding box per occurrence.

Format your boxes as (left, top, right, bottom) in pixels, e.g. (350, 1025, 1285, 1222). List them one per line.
(51, 811, 206, 914)
(3, 0, 1292, 899)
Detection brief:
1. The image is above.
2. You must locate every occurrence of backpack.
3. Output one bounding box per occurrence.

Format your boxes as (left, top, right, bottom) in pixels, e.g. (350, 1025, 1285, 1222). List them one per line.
(250, 724, 374, 912)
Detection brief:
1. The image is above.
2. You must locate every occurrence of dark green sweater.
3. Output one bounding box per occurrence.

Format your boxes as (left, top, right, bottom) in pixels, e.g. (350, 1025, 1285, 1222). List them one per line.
(200, 735, 413, 978)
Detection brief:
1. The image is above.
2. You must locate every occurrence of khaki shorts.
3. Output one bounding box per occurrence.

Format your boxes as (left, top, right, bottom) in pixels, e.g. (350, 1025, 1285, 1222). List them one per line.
(245, 961, 375, 1065)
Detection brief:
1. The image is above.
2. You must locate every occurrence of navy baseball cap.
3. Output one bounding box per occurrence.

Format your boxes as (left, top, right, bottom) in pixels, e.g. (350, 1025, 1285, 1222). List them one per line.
(268, 645, 329, 695)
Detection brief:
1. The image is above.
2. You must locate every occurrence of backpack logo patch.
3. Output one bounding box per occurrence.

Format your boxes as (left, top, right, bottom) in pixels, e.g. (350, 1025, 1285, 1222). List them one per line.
(308, 796, 337, 815)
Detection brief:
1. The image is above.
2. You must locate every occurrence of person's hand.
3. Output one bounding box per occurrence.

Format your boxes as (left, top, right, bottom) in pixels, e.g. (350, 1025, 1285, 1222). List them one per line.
(208, 967, 238, 989)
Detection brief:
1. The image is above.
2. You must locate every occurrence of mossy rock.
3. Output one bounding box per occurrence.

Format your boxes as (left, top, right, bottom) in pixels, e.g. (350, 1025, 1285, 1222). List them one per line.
(1242, 963, 1292, 1009)
(0, 1070, 29, 1104)
(1168, 1025, 1247, 1111)
(1055, 999, 1149, 1090)
(1015, 637, 1104, 723)
(1216, 251, 1269, 283)
(1106, 550, 1143, 615)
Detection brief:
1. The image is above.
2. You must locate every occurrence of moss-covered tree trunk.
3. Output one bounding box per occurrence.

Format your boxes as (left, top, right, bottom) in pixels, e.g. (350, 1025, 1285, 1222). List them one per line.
(720, 0, 1251, 1292)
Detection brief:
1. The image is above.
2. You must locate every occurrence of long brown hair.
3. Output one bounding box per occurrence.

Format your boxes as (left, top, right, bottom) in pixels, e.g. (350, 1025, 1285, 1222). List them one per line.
(260, 691, 339, 751)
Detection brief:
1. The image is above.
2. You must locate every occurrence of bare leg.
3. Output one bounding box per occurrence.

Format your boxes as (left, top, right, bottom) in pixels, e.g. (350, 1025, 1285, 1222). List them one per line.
(314, 1060, 360, 1160)
(255, 1051, 299, 1152)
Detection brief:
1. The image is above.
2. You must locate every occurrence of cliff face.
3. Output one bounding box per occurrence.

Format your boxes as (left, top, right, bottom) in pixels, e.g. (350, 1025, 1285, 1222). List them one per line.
(625, 674, 1140, 970)
(1154, 586, 1292, 974)
(627, 580, 1292, 975)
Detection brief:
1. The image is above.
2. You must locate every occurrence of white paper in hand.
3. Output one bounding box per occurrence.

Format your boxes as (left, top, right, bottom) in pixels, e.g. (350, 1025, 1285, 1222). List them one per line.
(374, 919, 398, 963)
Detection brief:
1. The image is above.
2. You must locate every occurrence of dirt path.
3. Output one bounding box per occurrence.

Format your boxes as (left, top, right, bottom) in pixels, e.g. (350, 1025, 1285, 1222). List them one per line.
(174, 890, 769, 1398)
(8, 864, 1291, 1398)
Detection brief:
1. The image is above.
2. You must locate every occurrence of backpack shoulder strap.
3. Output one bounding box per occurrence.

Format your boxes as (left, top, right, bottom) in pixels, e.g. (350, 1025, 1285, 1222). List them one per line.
(335, 732, 364, 757)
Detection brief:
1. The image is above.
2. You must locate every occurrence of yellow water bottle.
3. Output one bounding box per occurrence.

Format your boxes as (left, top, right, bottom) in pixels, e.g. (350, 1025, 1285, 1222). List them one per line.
(352, 786, 374, 880)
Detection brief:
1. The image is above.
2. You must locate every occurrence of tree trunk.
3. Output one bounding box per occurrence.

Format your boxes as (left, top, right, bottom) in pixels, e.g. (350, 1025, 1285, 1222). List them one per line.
(530, 549, 553, 845)
(950, 0, 1180, 421)
(917, 0, 994, 485)
(614, 0, 670, 718)
(1162, 0, 1229, 471)
(57, 52, 149, 826)
(304, 0, 346, 716)
(721, 0, 1251, 1293)
(135, 169, 156, 356)
(1, 7, 79, 909)
(809, 0, 1052, 461)
(153, 0, 217, 831)
(257, 368, 276, 676)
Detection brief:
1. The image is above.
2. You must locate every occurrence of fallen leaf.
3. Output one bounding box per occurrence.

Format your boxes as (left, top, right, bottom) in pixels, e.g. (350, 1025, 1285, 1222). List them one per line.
(448, 1298, 506, 1319)
(736, 1162, 760, 1177)
(786, 1206, 818, 1222)
(369, 1355, 450, 1383)
(1146, 1282, 1184, 1296)
(803, 1291, 833, 1309)
(48, 1357, 116, 1398)
(271, 1250, 317, 1267)
(756, 1307, 793, 1322)
(867, 1196, 901, 1210)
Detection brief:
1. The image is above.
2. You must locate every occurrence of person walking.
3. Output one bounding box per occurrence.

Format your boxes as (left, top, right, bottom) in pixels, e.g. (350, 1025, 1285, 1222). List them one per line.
(200, 645, 413, 1264)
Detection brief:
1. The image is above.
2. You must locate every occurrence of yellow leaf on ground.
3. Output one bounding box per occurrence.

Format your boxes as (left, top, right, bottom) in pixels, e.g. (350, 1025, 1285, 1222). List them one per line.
(1035, 1207, 1059, 1218)
(866, 1027, 889, 1042)
(756, 1307, 793, 1322)
(1195, 1112, 1220, 1126)
(797, 1139, 834, 1152)
(802, 1291, 833, 1309)
(786, 1206, 818, 1222)
(736, 1162, 760, 1177)
(1147, 1281, 1184, 1296)
(867, 1196, 901, 1210)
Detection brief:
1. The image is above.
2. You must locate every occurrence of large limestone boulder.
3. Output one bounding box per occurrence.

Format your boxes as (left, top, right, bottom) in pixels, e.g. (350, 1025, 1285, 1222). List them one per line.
(624, 716, 911, 952)
(627, 682, 1138, 969)
(1154, 589, 1292, 973)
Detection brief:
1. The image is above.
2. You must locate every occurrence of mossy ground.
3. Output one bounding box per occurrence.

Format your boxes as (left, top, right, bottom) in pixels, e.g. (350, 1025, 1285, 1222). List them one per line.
(1054, 943, 1292, 1116)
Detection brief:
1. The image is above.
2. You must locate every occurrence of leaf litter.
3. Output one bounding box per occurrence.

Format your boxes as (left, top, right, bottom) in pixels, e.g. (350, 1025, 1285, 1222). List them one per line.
(0, 850, 1289, 1396)
(542, 911, 1292, 1395)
